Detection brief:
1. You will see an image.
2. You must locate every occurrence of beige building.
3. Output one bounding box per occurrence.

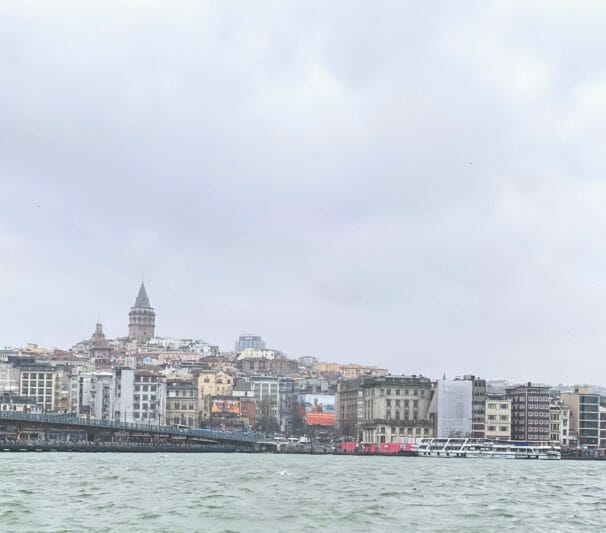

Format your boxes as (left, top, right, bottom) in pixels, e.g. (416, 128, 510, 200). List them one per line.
(359, 375, 434, 444)
(485, 397, 511, 440)
(165, 379, 199, 427)
(561, 387, 599, 448)
(197, 371, 234, 420)
(317, 362, 388, 379)
(550, 399, 571, 446)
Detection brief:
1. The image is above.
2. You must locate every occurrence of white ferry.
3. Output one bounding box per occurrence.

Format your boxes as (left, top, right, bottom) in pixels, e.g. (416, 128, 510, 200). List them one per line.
(414, 438, 560, 460)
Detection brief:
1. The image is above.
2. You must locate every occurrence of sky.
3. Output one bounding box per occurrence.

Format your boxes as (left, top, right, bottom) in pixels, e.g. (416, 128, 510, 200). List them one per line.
(2, 1, 606, 384)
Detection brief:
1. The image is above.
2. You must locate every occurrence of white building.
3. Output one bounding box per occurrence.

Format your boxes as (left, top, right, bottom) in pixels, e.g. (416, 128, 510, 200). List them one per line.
(0, 362, 20, 392)
(19, 364, 57, 412)
(69, 374, 94, 415)
(114, 368, 135, 423)
(435, 379, 472, 438)
(90, 373, 114, 421)
(114, 369, 166, 425)
(237, 348, 280, 361)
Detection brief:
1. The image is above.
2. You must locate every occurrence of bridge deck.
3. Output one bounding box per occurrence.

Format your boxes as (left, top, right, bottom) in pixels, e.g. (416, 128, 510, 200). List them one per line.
(0, 411, 260, 445)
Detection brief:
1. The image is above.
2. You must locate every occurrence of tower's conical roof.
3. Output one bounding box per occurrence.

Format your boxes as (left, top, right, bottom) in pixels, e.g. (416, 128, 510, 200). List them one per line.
(133, 282, 151, 308)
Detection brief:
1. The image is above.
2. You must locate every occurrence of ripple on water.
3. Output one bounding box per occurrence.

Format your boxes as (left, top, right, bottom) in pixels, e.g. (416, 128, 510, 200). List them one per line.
(2, 455, 606, 531)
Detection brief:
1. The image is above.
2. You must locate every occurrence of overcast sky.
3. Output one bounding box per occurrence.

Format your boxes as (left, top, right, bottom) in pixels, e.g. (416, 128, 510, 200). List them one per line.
(2, 1, 606, 384)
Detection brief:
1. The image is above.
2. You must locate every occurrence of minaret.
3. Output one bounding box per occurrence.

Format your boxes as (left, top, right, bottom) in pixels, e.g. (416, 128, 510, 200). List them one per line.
(128, 282, 156, 342)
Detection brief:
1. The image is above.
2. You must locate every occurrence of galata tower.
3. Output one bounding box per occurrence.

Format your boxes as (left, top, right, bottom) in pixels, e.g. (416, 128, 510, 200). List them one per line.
(128, 282, 156, 342)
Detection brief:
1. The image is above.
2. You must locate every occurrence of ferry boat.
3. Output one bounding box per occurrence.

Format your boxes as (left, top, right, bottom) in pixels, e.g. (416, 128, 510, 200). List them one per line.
(414, 438, 560, 460)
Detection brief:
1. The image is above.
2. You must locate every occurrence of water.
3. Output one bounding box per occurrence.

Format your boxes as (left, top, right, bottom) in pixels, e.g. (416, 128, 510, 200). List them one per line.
(1, 454, 605, 532)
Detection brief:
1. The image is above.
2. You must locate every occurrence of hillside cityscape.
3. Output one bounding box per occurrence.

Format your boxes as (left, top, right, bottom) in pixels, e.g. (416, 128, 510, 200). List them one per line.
(1, 282, 604, 457)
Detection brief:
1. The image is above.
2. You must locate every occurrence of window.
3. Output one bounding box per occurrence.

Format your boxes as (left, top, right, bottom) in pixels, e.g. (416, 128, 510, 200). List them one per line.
(488, 403, 496, 409)
(386, 389, 391, 396)
(500, 404, 508, 409)
(386, 399, 391, 407)
(395, 399, 400, 408)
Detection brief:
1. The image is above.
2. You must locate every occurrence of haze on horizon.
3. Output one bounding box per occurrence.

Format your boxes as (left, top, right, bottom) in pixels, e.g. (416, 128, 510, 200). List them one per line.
(2, 1, 606, 385)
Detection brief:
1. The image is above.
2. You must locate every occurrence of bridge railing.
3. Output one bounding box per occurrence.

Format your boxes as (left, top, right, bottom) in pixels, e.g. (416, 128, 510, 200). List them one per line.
(0, 411, 260, 443)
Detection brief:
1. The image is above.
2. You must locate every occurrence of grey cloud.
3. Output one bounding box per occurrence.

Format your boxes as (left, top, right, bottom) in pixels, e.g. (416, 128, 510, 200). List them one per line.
(2, 1, 606, 383)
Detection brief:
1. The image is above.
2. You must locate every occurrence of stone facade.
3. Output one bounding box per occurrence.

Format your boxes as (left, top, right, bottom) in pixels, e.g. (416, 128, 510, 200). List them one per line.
(359, 375, 435, 444)
(128, 282, 156, 342)
(335, 378, 361, 438)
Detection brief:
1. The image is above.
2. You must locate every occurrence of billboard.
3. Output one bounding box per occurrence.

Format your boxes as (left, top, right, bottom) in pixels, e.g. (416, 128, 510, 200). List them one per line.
(302, 394, 335, 426)
(211, 397, 240, 417)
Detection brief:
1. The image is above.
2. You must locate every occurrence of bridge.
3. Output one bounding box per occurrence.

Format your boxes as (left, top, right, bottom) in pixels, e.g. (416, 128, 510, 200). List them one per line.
(0, 411, 277, 452)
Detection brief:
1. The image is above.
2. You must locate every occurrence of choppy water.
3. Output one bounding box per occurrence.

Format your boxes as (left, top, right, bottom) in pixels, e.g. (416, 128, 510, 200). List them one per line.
(1, 453, 605, 532)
